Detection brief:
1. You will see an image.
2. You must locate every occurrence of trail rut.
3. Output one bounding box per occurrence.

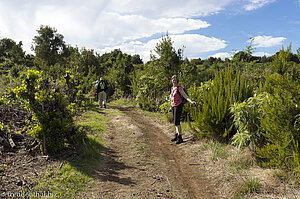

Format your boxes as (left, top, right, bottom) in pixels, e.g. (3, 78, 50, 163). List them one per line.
(80, 104, 218, 199)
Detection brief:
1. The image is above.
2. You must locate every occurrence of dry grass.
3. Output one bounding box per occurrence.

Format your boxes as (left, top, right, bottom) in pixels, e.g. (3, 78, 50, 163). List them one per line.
(180, 129, 300, 199)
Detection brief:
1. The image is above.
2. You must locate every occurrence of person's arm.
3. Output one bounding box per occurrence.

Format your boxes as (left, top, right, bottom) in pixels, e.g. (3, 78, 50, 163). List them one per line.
(169, 89, 173, 112)
(179, 87, 196, 105)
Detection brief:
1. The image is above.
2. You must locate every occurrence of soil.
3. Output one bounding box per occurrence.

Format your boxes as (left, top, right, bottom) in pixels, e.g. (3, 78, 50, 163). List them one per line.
(80, 103, 218, 199)
(0, 102, 52, 198)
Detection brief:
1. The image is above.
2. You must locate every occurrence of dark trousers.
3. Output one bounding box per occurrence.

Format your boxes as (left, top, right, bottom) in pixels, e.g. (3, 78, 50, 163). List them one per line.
(172, 103, 183, 126)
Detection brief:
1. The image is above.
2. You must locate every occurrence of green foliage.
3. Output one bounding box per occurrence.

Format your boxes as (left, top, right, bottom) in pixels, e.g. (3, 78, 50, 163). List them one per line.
(9, 64, 28, 78)
(243, 177, 260, 194)
(106, 51, 134, 98)
(203, 140, 228, 160)
(32, 25, 69, 70)
(230, 93, 267, 148)
(14, 70, 76, 154)
(256, 73, 300, 176)
(79, 48, 100, 76)
(135, 75, 158, 111)
(190, 67, 253, 139)
(159, 101, 171, 113)
(178, 59, 198, 87)
(195, 62, 217, 82)
(272, 43, 293, 75)
(29, 162, 92, 198)
(152, 33, 183, 77)
(0, 38, 25, 65)
(134, 33, 183, 111)
(2, 30, 300, 179)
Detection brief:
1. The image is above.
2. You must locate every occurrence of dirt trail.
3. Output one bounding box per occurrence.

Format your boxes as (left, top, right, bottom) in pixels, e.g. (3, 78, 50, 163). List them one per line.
(80, 104, 219, 199)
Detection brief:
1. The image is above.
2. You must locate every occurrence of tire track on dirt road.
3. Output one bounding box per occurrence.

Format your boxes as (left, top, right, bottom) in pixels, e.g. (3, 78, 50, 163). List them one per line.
(116, 105, 217, 199)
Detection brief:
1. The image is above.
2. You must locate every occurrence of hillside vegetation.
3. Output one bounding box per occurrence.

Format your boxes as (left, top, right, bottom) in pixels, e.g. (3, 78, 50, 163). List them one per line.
(1, 25, 300, 185)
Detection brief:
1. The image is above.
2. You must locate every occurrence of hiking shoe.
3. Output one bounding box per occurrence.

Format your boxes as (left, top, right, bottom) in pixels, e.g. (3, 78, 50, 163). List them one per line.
(176, 135, 183, 144)
(171, 133, 178, 142)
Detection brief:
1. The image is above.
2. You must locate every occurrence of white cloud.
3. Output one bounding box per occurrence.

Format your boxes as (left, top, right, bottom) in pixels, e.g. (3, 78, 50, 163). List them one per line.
(252, 51, 272, 57)
(210, 52, 233, 59)
(0, 0, 219, 55)
(98, 34, 227, 62)
(251, 35, 286, 48)
(243, 0, 276, 11)
(105, 0, 235, 18)
(0, 0, 274, 59)
(171, 34, 227, 58)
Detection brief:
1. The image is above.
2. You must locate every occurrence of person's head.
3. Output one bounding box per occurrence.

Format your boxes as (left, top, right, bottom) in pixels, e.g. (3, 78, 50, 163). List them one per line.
(171, 75, 179, 84)
(100, 77, 104, 81)
(96, 80, 99, 83)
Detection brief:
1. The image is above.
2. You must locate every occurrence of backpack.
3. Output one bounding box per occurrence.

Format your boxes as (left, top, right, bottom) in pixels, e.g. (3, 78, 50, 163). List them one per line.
(97, 81, 106, 92)
(177, 86, 189, 104)
(99, 81, 105, 90)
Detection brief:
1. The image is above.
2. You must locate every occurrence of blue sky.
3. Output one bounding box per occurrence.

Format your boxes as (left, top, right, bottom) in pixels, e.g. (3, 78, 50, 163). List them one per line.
(201, 0, 300, 59)
(0, 0, 299, 62)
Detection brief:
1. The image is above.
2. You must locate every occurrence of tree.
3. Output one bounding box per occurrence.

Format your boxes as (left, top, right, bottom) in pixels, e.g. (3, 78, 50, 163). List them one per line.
(0, 38, 25, 64)
(151, 33, 183, 82)
(79, 48, 99, 76)
(32, 25, 69, 69)
(150, 33, 184, 94)
(106, 50, 134, 98)
(131, 54, 143, 65)
(135, 33, 184, 110)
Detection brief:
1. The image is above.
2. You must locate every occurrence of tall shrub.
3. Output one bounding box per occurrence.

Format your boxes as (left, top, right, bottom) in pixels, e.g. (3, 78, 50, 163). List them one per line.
(15, 70, 76, 154)
(272, 43, 293, 75)
(257, 74, 300, 176)
(189, 67, 253, 139)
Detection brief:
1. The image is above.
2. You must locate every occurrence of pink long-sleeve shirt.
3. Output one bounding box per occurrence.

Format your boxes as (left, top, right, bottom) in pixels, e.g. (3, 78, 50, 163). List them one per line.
(171, 86, 183, 107)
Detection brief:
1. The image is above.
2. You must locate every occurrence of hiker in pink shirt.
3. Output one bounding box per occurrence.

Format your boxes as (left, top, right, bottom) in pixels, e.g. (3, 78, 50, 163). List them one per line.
(169, 75, 196, 144)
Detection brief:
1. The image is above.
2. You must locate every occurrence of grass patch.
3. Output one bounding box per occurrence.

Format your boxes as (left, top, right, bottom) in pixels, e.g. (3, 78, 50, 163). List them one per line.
(26, 103, 108, 198)
(27, 162, 93, 198)
(233, 177, 260, 199)
(228, 154, 253, 174)
(180, 122, 190, 136)
(113, 97, 137, 107)
(203, 140, 229, 161)
(76, 108, 109, 133)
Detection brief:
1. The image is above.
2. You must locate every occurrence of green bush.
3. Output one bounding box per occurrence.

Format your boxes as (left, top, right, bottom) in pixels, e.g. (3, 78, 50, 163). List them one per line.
(189, 67, 253, 139)
(230, 93, 267, 148)
(15, 70, 76, 154)
(135, 75, 163, 111)
(272, 44, 293, 75)
(257, 74, 300, 177)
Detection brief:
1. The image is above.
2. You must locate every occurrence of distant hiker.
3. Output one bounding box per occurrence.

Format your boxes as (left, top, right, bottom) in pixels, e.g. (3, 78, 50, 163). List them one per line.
(94, 80, 99, 101)
(97, 77, 108, 108)
(169, 75, 196, 144)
